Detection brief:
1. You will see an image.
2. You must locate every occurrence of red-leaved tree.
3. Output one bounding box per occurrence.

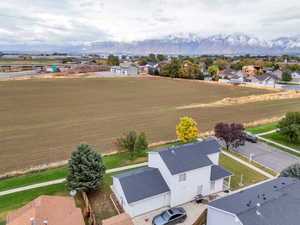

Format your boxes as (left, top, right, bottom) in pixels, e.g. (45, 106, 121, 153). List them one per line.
(214, 123, 246, 150)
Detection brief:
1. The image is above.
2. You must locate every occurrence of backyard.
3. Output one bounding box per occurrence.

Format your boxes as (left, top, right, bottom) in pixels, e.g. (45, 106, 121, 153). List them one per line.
(1, 77, 300, 173)
(0, 140, 271, 225)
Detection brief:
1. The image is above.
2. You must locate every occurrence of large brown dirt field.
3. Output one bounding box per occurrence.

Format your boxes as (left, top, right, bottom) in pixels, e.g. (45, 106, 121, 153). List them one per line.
(0, 77, 299, 173)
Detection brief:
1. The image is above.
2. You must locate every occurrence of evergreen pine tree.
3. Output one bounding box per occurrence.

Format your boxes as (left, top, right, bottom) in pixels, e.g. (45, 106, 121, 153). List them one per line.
(66, 144, 106, 192)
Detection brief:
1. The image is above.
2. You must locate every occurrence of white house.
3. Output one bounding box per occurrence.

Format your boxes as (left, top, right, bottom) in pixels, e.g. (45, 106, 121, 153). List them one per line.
(207, 177, 300, 225)
(110, 66, 138, 76)
(111, 139, 232, 217)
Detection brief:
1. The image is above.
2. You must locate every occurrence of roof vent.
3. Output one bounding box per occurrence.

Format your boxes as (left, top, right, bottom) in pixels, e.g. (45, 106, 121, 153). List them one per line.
(170, 146, 176, 154)
(246, 200, 252, 207)
(30, 218, 35, 225)
(256, 210, 262, 216)
(43, 221, 48, 225)
(257, 203, 261, 207)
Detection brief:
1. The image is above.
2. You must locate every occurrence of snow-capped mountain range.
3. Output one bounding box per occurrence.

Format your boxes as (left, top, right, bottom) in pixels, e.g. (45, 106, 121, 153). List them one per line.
(77, 33, 300, 55)
(2, 33, 300, 55)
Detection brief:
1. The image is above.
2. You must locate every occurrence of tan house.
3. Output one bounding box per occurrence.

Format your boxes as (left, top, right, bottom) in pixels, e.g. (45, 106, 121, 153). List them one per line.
(7, 195, 85, 225)
(242, 65, 263, 76)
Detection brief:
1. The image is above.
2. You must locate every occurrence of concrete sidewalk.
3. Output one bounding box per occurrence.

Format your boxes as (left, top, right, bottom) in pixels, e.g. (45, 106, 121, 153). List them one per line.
(0, 162, 148, 196)
(256, 129, 279, 136)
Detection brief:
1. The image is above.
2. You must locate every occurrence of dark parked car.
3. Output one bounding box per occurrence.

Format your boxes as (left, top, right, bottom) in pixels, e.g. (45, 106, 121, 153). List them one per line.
(152, 207, 187, 225)
(245, 132, 258, 143)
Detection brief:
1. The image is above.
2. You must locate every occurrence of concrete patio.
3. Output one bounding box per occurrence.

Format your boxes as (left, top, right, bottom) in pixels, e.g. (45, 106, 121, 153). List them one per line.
(132, 202, 207, 225)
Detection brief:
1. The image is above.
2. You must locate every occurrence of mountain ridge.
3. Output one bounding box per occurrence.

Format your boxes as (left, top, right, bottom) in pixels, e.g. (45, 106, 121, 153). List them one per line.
(1, 33, 300, 55)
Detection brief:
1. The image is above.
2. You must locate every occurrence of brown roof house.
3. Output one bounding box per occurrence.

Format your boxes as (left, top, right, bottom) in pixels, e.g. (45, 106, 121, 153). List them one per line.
(7, 195, 85, 225)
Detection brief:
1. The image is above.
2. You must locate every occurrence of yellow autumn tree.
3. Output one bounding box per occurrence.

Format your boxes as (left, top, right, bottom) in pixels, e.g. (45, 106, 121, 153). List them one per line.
(176, 117, 199, 142)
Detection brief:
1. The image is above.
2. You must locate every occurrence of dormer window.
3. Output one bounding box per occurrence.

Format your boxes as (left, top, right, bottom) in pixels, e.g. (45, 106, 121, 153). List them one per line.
(179, 173, 186, 182)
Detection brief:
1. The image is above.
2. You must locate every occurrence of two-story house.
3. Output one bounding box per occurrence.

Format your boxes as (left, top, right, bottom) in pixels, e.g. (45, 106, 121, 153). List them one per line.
(111, 139, 232, 217)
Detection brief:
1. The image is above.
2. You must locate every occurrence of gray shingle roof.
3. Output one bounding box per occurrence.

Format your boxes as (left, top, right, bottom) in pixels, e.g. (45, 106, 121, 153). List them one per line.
(210, 165, 232, 181)
(208, 177, 300, 225)
(155, 140, 221, 175)
(113, 167, 170, 204)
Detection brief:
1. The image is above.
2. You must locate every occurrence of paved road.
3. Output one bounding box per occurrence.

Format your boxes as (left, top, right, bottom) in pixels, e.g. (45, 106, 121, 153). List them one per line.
(0, 162, 148, 196)
(237, 141, 300, 172)
(222, 151, 274, 178)
(0, 70, 42, 78)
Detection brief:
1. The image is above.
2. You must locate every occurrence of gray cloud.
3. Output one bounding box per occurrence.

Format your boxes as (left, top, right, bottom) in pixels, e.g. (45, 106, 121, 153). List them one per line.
(0, 0, 299, 45)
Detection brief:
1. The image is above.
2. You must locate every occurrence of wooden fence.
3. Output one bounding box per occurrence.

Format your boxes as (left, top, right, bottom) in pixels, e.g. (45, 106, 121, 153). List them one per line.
(192, 208, 208, 225)
(81, 191, 97, 225)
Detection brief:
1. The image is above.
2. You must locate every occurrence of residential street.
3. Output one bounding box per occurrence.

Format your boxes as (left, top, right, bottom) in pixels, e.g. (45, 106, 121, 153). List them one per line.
(237, 141, 300, 172)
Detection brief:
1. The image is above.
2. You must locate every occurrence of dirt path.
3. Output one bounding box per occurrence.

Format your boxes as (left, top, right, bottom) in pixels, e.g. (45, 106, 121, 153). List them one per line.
(177, 90, 300, 110)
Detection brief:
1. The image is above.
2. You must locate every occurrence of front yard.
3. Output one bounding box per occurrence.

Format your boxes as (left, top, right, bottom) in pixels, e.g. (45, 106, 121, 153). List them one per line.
(219, 154, 268, 190)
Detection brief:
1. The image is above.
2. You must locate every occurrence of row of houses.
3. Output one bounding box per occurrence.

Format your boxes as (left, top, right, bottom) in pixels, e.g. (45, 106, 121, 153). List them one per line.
(218, 68, 300, 87)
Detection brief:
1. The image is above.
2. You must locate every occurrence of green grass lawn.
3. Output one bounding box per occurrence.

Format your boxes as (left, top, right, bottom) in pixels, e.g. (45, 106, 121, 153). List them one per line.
(219, 154, 268, 191)
(0, 168, 67, 192)
(0, 167, 146, 224)
(262, 132, 300, 151)
(0, 151, 269, 223)
(0, 141, 180, 192)
(246, 122, 278, 134)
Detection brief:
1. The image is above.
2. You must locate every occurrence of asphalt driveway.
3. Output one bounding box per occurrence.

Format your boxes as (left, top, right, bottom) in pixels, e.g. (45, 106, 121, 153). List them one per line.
(237, 141, 300, 172)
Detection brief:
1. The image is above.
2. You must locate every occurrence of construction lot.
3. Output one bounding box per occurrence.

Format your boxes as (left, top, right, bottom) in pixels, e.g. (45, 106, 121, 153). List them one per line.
(1, 77, 300, 173)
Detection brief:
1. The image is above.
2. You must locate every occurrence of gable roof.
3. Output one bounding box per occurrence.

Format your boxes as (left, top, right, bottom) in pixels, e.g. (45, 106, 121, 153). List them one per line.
(210, 165, 232, 181)
(255, 73, 279, 81)
(155, 140, 221, 175)
(208, 177, 300, 225)
(7, 195, 85, 225)
(113, 167, 170, 204)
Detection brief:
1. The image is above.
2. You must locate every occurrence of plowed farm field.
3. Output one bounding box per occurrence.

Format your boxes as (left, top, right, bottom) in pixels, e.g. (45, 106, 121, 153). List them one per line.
(1, 77, 299, 173)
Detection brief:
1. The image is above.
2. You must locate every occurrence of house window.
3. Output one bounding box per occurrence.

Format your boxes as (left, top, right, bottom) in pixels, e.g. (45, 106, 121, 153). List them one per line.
(210, 181, 215, 191)
(179, 173, 186, 182)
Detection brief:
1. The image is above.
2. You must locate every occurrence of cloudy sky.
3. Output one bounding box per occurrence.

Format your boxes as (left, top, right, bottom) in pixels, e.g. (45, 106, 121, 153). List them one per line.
(0, 0, 299, 45)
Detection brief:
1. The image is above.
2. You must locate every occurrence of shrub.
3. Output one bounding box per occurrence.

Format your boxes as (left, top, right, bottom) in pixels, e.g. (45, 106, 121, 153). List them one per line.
(278, 112, 300, 143)
(115, 131, 148, 159)
(280, 163, 300, 179)
(134, 132, 149, 155)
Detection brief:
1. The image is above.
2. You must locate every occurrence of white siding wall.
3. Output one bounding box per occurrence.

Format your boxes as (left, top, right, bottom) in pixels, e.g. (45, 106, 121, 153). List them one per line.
(207, 207, 243, 225)
(149, 152, 214, 207)
(207, 153, 219, 165)
(127, 192, 170, 217)
(112, 176, 170, 217)
(214, 179, 224, 192)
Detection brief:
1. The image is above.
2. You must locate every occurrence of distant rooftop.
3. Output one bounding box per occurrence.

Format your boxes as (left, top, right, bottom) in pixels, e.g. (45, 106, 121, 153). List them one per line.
(209, 177, 300, 225)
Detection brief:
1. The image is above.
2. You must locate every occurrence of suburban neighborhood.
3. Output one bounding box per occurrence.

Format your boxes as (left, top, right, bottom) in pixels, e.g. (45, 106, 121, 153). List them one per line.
(1, 1, 300, 225)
